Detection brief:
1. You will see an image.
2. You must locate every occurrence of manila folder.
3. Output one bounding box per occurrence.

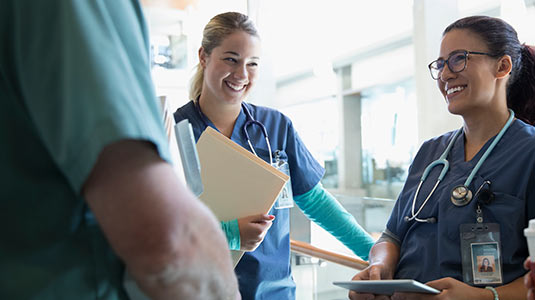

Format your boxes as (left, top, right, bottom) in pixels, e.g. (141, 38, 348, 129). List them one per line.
(196, 127, 290, 267)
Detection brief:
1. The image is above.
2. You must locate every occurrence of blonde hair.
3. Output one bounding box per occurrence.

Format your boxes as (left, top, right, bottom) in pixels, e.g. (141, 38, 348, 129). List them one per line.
(189, 12, 259, 101)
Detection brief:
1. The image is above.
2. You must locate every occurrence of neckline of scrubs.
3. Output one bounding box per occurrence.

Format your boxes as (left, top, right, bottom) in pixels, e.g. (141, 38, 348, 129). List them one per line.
(449, 123, 518, 177)
(196, 101, 247, 142)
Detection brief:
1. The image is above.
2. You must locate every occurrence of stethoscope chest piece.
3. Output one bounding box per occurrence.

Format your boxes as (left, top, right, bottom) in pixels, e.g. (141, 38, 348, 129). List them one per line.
(451, 185, 473, 206)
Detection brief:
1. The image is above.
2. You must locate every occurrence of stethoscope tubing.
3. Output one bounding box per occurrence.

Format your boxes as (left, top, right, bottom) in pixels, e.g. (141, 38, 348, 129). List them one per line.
(195, 100, 273, 165)
(242, 104, 273, 165)
(406, 109, 515, 223)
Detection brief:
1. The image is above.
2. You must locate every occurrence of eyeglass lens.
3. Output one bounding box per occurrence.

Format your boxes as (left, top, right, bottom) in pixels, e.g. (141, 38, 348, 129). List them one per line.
(430, 52, 467, 79)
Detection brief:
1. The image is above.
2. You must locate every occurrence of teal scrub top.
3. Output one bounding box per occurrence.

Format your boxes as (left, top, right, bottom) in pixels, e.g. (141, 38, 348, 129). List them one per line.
(0, 1, 171, 299)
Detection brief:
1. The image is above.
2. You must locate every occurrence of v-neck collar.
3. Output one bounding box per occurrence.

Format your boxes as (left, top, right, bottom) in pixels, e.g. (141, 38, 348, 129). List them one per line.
(449, 121, 518, 175)
(195, 101, 247, 142)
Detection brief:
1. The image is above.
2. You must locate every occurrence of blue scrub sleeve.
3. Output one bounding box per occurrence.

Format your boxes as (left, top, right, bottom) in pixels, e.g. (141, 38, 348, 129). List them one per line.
(294, 183, 375, 260)
(221, 219, 240, 251)
(294, 183, 374, 260)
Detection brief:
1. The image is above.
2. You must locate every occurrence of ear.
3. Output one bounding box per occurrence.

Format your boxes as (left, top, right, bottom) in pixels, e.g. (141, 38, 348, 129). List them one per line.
(198, 47, 208, 68)
(495, 55, 512, 79)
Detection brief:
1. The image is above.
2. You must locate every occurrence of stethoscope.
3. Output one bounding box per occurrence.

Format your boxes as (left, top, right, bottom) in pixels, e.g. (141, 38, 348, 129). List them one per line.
(194, 101, 273, 165)
(404, 109, 515, 223)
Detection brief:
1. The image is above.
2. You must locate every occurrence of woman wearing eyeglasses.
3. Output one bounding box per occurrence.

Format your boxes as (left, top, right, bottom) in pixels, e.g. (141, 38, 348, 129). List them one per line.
(173, 12, 375, 299)
(349, 16, 535, 300)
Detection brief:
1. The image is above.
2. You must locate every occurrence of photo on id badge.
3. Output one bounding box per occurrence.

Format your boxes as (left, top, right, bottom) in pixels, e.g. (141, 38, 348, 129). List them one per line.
(471, 242, 502, 284)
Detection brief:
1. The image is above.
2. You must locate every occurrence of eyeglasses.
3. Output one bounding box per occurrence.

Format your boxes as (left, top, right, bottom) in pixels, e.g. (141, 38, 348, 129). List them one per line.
(428, 50, 495, 80)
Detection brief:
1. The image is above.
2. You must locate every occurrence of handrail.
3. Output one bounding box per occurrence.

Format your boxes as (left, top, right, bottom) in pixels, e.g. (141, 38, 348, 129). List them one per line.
(290, 239, 369, 270)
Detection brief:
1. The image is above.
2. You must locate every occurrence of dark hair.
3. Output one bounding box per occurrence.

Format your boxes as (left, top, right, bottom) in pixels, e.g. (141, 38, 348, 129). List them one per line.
(190, 12, 259, 100)
(444, 16, 535, 125)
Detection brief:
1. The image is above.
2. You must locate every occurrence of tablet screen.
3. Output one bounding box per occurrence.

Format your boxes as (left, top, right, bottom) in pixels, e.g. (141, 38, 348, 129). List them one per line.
(333, 279, 440, 295)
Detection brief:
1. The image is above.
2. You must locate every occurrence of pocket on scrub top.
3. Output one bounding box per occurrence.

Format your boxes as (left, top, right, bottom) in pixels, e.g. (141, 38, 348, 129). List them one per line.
(254, 148, 288, 164)
(487, 191, 524, 233)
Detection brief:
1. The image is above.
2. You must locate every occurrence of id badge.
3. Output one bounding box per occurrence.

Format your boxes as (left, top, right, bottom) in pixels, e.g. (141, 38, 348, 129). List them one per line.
(272, 160, 294, 209)
(460, 223, 503, 285)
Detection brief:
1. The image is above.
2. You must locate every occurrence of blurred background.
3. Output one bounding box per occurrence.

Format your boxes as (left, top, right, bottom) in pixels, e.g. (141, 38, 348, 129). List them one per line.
(141, 0, 535, 298)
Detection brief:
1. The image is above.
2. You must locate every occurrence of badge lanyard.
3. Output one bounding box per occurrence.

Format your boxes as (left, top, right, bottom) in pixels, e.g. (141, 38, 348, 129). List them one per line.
(272, 150, 294, 209)
(460, 183, 503, 286)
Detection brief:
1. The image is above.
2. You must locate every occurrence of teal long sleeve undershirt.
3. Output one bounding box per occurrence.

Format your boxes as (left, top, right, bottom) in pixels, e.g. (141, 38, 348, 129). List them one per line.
(220, 183, 375, 258)
(293, 183, 375, 261)
(221, 219, 240, 250)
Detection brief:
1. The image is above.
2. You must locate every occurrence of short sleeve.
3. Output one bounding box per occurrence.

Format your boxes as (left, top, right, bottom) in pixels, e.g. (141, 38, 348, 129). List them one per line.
(285, 120, 325, 196)
(385, 196, 403, 241)
(1, 0, 171, 194)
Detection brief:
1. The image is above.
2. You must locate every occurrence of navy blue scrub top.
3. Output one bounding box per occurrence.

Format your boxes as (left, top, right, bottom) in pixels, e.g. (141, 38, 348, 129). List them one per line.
(174, 100, 324, 299)
(387, 119, 535, 284)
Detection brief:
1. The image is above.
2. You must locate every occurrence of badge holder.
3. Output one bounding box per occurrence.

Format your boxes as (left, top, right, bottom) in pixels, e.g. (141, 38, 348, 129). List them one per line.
(460, 203, 502, 286)
(272, 152, 294, 209)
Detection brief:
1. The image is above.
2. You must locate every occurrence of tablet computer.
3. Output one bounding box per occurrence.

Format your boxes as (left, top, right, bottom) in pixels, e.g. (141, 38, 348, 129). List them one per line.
(333, 279, 440, 295)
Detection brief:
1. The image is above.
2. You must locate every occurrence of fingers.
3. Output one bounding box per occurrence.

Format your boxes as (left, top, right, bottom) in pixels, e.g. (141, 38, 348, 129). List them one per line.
(349, 290, 375, 300)
(348, 267, 385, 300)
(249, 214, 275, 223)
(424, 277, 451, 290)
(369, 266, 383, 280)
(391, 293, 410, 300)
(238, 214, 275, 251)
(349, 291, 390, 300)
(526, 273, 531, 289)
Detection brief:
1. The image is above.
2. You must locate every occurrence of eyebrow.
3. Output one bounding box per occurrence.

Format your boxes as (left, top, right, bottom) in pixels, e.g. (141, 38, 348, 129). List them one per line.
(437, 49, 466, 60)
(223, 51, 260, 60)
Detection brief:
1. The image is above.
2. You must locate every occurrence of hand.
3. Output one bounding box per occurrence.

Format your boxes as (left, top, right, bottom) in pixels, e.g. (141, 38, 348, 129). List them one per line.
(238, 214, 275, 251)
(349, 263, 394, 300)
(525, 257, 535, 300)
(391, 277, 487, 300)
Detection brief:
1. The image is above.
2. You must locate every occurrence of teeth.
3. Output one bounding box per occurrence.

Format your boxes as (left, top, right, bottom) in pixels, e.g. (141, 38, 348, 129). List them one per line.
(226, 81, 246, 91)
(447, 86, 465, 95)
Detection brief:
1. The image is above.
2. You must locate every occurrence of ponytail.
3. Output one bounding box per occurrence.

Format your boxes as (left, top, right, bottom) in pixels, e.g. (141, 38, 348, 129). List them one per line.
(190, 64, 204, 102)
(507, 45, 535, 125)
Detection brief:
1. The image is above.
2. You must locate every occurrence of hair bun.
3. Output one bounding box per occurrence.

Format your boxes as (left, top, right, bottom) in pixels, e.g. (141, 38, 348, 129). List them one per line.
(523, 43, 535, 55)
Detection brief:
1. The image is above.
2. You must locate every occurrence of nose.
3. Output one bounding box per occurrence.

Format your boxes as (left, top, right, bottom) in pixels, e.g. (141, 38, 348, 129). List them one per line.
(232, 63, 248, 81)
(439, 62, 455, 82)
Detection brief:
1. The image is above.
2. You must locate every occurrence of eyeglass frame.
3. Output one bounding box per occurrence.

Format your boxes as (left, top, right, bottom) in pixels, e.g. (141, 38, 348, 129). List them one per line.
(428, 50, 497, 80)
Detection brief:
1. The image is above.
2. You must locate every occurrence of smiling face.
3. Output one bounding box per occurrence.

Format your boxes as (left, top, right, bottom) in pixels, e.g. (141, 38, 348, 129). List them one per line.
(199, 30, 260, 106)
(437, 29, 501, 116)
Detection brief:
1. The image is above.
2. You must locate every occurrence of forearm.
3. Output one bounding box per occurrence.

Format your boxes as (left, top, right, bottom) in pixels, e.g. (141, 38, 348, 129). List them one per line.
(294, 184, 375, 260)
(494, 276, 528, 300)
(368, 241, 400, 279)
(84, 140, 239, 300)
(128, 202, 239, 299)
